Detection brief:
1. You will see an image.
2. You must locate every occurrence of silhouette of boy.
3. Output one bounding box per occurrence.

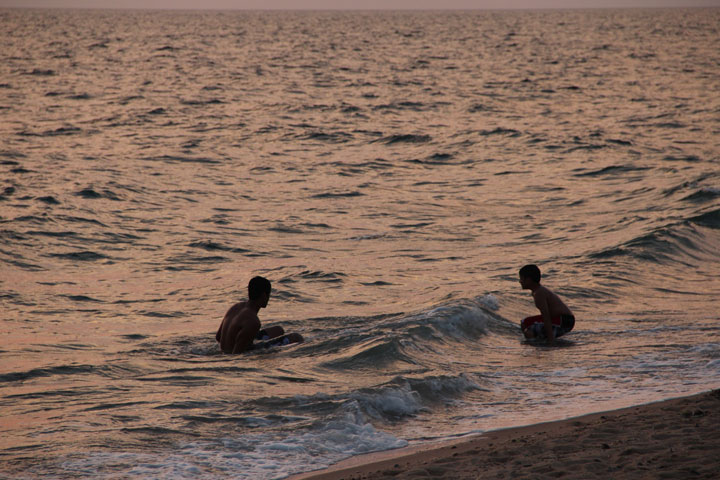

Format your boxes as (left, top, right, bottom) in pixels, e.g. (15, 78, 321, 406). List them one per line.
(216, 276, 303, 354)
(519, 264, 575, 344)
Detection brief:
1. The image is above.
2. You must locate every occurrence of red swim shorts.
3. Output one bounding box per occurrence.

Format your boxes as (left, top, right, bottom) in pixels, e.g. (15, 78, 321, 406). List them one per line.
(521, 314, 575, 338)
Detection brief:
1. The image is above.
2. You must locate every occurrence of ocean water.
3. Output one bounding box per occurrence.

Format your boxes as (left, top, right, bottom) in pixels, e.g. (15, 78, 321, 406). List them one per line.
(1, 7, 719, 479)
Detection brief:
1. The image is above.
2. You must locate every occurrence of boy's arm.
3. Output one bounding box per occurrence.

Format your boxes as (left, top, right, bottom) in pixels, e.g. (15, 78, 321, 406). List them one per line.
(217, 303, 241, 343)
(216, 315, 227, 342)
(534, 291, 555, 344)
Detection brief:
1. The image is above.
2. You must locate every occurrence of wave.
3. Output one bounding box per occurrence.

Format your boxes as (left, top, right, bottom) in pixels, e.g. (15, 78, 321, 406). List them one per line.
(346, 374, 486, 422)
(0, 364, 96, 383)
(58, 416, 406, 480)
(0, 249, 44, 271)
(75, 188, 122, 201)
(56, 215, 106, 227)
(245, 372, 484, 427)
(374, 134, 432, 145)
(682, 187, 720, 203)
(165, 255, 230, 268)
(691, 208, 720, 229)
(476, 127, 520, 137)
(314, 296, 503, 373)
(0, 150, 26, 160)
(143, 155, 222, 164)
(311, 191, 365, 199)
(68, 93, 92, 100)
(129, 296, 504, 397)
(0, 363, 143, 384)
(406, 152, 476, 166)
(589, 208, 720, 264)
(573, 164, 651, 177)
(662, 173, 718, 202)
(63, 294, 103, 303)
(297, 270, 347, 283)
(188, 240, 251, 254)
(25, 68, 55, 76)
(663, 154, 702, 162)
(0, 187, 16, 201)
(18, 126, 84, 137)
(297, 131, 354, 143)
(180, 98, 224, 106)
(49, 251, 110, 261)
(372, 101, 436, 112)
(319, 336, 416, 371)
(36, 196, 60, 205)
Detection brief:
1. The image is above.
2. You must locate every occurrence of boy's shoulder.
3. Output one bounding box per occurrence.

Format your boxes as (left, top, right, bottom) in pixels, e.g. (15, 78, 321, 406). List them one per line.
(225, 301, 247, 315)
(532, 285, 551, 296)
(532, 285, 555, 302)
(236, 304, 261, 325)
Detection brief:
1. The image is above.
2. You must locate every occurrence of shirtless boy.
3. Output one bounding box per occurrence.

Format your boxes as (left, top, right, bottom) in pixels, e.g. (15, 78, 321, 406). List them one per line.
(519, 264, 575, 344)
(216, 276, 303, 354)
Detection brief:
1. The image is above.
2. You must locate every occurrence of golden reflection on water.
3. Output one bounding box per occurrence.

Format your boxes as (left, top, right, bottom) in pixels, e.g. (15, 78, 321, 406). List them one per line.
(0, 7, 719, 479)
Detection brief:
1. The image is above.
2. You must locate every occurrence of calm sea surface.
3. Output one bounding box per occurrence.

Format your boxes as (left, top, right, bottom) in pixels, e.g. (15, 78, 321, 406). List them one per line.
(1, 7, 719, 479)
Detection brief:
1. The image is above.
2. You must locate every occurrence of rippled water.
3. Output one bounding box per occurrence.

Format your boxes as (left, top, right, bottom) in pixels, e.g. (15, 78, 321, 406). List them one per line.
(1, 7, 719, 479)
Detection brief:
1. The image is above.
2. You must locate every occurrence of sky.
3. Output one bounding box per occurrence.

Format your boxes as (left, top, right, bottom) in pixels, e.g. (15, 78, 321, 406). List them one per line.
(1, 0, 719, 10)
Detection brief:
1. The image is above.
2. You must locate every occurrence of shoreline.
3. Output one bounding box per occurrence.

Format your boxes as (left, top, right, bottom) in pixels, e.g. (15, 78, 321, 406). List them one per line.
(290, 389, 720, 480)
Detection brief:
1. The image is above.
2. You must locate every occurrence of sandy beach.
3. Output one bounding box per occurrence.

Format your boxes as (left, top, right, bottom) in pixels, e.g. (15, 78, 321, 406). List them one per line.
(291, 389, 720, 480)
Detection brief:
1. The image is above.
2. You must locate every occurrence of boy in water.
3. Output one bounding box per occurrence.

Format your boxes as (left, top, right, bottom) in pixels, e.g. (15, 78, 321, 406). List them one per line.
(216, 276, 303, 354)
(519, 264, 575, 344)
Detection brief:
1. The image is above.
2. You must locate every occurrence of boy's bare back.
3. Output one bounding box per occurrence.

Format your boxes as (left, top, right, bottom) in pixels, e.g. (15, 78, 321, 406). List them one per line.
(532, 285, 573, 319)
(217, 301, 261, 354)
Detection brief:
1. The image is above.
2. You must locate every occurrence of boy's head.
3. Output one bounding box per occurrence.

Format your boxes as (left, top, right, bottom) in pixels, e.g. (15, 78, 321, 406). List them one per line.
(519, 264, 541, 288)
(248, 276, 271, 306)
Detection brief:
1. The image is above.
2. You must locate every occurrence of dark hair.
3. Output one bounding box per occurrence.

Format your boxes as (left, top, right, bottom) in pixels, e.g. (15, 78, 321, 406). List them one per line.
(519, 264, 541, 283)
(248, 276, 271, 300)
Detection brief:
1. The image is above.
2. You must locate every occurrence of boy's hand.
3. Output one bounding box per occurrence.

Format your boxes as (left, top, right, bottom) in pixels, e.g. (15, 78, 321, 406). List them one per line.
(545, 327, 555, 345)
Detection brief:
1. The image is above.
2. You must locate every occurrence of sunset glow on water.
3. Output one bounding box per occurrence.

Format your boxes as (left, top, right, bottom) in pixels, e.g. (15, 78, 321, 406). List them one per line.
(1, 7, 719, 479)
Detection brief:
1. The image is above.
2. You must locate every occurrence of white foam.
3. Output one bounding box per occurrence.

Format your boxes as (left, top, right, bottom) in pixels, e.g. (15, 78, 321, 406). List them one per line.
(427, 303, 491, 339)
(410, 373, 484, 399)
(343, 374, 483, 425)
(349, 385, 425, 419)
(59, 418, 407, 480)
(477, 294, 500, 311)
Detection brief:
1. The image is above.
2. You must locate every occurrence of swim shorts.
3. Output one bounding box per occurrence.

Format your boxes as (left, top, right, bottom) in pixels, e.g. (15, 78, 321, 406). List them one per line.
(521, 314, 575, 339)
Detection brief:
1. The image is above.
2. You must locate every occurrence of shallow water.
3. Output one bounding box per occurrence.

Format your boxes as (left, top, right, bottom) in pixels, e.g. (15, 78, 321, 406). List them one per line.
(1, 7, 719, 479)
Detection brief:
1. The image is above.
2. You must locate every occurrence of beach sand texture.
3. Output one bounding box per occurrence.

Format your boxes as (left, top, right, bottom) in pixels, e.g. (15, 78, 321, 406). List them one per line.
(294, 389, 720, 480)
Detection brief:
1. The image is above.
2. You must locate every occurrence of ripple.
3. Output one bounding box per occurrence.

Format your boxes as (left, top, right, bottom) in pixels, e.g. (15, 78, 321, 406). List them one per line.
(49, 251, 109, 261)
(311, 191, 364, 199)
(375, 134, 432, 144)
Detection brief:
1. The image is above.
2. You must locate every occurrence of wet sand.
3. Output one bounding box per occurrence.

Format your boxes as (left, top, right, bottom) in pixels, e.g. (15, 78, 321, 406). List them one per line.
(291, 389, 720, 480)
